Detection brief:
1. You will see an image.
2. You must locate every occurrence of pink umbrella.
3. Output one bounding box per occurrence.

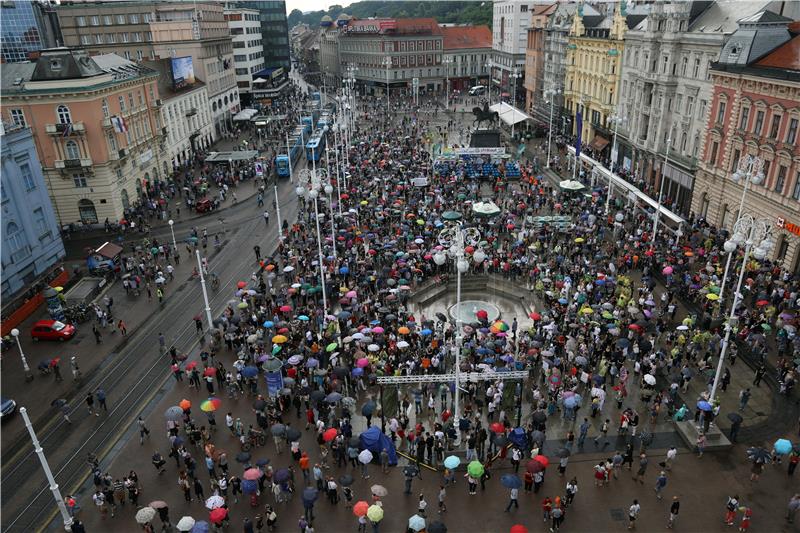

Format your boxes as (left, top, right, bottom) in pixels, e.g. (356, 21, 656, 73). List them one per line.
(372, 326, 385, 334)
(662, 266, 673, 275)
(356, 358, 370, 368)
(243, 468, 263, 480)
(346, 290, 357, 298)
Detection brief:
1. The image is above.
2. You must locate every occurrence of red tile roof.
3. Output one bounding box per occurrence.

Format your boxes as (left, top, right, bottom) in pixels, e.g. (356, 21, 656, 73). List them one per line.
(441, 25, 492, 50)
(755, 34, 800, 71)
(531, 3, 558, 17)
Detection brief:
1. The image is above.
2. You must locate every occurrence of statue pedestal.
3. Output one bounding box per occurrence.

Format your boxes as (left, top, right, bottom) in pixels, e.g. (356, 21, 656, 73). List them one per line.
(470, 129, 501, 148)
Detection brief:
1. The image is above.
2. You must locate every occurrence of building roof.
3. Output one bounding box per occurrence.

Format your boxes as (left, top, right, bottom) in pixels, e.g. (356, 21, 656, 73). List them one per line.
(442, 25, 492, 50)
(91, 53, 159, 82)
(30, 48, 106, 81)
(689, 1, 774, 34)
(531, 4, 558, 17)
(754, 33, 800, 70)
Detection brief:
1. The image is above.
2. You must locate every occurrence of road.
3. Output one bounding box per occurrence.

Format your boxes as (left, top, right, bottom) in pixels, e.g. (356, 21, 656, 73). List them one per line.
(0, 164, 305, 532)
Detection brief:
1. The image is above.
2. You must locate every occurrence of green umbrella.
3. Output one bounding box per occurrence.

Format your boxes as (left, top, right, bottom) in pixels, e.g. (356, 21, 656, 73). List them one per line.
(457, 193, 467, 200)
(272, 345, 282, 355)
(264, 358, 282, 371)
(326, 342, 338, 352)
(467, 460, 484, 478)
(761, 323, 772, 332)
(442, 210, 462, 221)
(301, 283, 312, 290)
(237, 302, 248, 309)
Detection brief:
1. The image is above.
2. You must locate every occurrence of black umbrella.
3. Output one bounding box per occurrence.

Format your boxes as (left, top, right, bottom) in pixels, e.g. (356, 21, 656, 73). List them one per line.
(51, 399, 67, 408)
(531, 411, 547, 424)
(339, 474, 354, 486)
(270, 423, 286, 436)
(333, 367, 349, 378)
(435, 312, 447, 322)
(727, 413, 743, 424)
(530, 430, 545, 444)
(235, 452, 251, 463)
(256, 458, 270, 466)
(310, 390, 325, 403)
(253, 399, 267, 411)
(492, 435, 508, 447)
(349, 436, 361, 448)
(403, 465, 419, 477)
(361, 402, 376, 416)
(286, 427, 301, 442)
(427, 522, 447, 533)
(302, 487, 318, 503)
(556, 448, 571, 458)
(746, 447, 772, 464)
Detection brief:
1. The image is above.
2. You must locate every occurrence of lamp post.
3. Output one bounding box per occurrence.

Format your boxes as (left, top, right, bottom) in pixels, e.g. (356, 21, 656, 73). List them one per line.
(10, 328, 32, 382)
(709, 215, 772, 404)
(651, 136, 672, 239)
(20, 407, 73, 530)
(432, 224, 485, 439)
(285, 132, 294, 182)
(383, 57, 392, 113)
(168, 219, 178, 259)
(195, 250, 214, 331)
(510, 68, 523, 138)
(605, 114, 626, 215)
(274, 183, 282, 242)
(296, 169, 329, 321)
(484, 60, 493, 105)
(718, 155, 764, 302)
(544, 87, 561, 169)
(443, 57, 453, 111)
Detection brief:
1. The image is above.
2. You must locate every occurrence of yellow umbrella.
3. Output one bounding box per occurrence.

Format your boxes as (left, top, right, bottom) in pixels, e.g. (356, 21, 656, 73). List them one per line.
(574, 237, 585, 243)
(581, 307, 594, 315)
(54, 286, 64, 292)
(705, 293, 719, 301)
(272, 335, 288, 344)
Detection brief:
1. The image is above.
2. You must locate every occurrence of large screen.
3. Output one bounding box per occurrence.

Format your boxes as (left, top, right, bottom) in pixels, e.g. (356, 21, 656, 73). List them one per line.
(170, 56, 195, 90)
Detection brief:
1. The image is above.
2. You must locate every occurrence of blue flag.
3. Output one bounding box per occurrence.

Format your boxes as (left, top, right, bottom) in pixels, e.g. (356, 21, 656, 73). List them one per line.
(575, 109, 583, 162)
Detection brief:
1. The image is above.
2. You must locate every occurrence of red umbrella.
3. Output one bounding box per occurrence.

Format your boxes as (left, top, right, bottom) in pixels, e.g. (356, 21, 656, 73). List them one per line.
(756, 300, 769, 306)
(186, 361, 198, 371)
(203, 367, 217, 377)
(526, 459, 544, 473)
(628, 324, 641, 331)
(237, 281, 247, 289)
(279, 305, 292, 312)
(529, 312, 541, 321)
(533, 455, 549, 468)
(209, 507, 228, 523)
(510, 525, 529, 533)
(490, 422, 505, 434)
(323, 428, 338, 442)
(476, 309, 489, 320)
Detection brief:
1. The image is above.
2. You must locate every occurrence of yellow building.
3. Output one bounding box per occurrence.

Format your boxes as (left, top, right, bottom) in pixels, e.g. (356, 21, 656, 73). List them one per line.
(563, 2, 638, 152)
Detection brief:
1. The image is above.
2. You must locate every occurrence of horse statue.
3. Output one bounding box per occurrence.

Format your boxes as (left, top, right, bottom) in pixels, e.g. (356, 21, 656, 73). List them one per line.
(472, 102, 499, 129)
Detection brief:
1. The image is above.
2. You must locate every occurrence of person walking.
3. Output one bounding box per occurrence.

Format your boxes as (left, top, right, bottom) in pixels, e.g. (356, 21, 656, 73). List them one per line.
(437, 485, 447, 513)
(664, 446, 677, 471)
(725, 495, 740, 526)
(738, 388, 751, 411)
(565, 478, 578, 507)
(668, 496, 680, 529)
(92, 325, 102, 344)
(628, 499, 641, 530)
(550, 505, 564, 532)
(86, 392, 99, 417)
(786, 493, 800, 523)
(96, 389, 108, 412)
(504, 487, 519, 512)
(152, 451, 166, 474)
(654, 471, 667, 499)
(632, 453, 648, 484)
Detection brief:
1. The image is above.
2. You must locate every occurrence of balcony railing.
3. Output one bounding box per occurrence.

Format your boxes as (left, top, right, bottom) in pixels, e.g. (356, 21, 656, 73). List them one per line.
(45, 122, 85, 135)
(55, 157, 92, 169)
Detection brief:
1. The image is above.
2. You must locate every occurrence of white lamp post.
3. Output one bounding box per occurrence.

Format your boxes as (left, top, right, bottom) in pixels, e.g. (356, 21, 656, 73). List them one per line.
(383, 56, 392, 112)
(10, 328, 32, 381)
(544, 87, 561, 169)
(195, 250, 214, 331)
(605, 114, 626, 215)
(484, 61, 493, 105)
(274, 183, 282, 242)
(20, 407, 73, 530)
(709, 215, 772, 404)
(296, 169, 329, 321)
(651, 136, 672, 239)
(432, 223, 484, 439)
(510, 68, 522, 138)
(718, 155, 764, 302)
(443, 57, 453, 111)
(168, 219, 178, 259)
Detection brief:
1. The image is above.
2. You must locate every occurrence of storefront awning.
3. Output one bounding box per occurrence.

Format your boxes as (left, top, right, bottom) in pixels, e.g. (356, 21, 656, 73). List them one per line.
(489, 102, 532, 127)
(588, 136, 610, 152)
(233, 109, 258, 121)
(205, 151, 259, 162)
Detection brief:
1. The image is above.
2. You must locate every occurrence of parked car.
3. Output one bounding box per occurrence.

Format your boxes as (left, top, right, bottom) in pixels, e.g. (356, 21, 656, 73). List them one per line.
(31, 320, 76, 342)
(1, 398, 17, 420)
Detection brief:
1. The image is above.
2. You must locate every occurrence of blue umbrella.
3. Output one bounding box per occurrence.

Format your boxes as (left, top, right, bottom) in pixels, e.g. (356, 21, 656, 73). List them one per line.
(362, 402, 376, 416)
(558, 298, 568, 305)
(325, 392, 343, 403)
(443, 456, 460, 470)
(242, 479, 258, 494)
(477, 347, 491, 355)
(298, 315, 310, 321)
(263, 320, 274, 328)
(305, 358, 319, 368)
(420, 329, 432, 336)
(241, 366, 259, 378)
(774, 438, 793, 455)
(256, 458, 270, 466)
(352, 367, 364, 376)
(696, 400, 712, 411)
(564, 396, 579, 409)
(500, 474, 522, 489)
(616, 338, 630, 348)
(302, 487, 318, 503)
(274, 468, 290, 482)
(339, 267, 350, 274)
(191, 521, 210, 533)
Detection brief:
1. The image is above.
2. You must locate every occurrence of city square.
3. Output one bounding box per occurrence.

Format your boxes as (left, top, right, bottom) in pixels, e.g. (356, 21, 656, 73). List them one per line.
(1, 1, 800, 533)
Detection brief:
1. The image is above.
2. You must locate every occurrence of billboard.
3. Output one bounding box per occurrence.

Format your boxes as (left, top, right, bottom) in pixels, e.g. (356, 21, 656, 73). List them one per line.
(170, 56, 195, 90)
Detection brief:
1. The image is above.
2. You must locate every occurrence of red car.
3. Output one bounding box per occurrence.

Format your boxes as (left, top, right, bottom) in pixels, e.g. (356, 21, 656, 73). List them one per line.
(31, 320, 76, 342)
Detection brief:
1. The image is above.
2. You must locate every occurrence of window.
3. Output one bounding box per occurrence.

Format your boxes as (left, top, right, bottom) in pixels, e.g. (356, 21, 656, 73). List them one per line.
(793, 172, 800, 201)
(116, 14, 125, 24)
(106, 33, 116, 44)
(128, 92, 134, 110)
(123, 51, 131, 60)
(65, 140, 80, 160)
(19, 162, 36, 190)
(80, 35, 90, 45)
(73, 173, 87, 188)
(107, 133, 117, 153)
(731, 149, 741, 171)
(118, 95, 126, 113)
(693, 57, 700, 77)
(34, 208, 48, 237)
(709, 141, 719, 164)
(122, 32, 129, 43)
(129, 13, 139, 24)
(57, 105, 71, 124)
(769, 114, 782, 139)
(77, 16, 86, 27)
(95, 34, 103, 44)
(716, 101, 726, 124)
(136, 50, 143, 61)
(134, 32, 142, 42)
(754, 110, 764, 134)
(739, 107, 750, 130)
(90, 15, 99, 26)
(775, 165, 787, 193)
(686, 96, 694, 116)
(6, 222, 29, 262)
(762, 160, 771, 183)
(9, 108, 26, 127)
(143, 13, 150, 23)
(787, 118, 798, 145)
(103, 15, 112, 25)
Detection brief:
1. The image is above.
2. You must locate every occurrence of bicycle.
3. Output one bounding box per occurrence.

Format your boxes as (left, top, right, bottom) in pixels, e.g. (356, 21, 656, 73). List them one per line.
(240, 431, 266, 452)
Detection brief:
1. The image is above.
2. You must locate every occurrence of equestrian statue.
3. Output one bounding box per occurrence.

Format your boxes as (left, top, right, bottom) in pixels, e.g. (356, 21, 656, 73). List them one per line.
(471, 102, 499, 129)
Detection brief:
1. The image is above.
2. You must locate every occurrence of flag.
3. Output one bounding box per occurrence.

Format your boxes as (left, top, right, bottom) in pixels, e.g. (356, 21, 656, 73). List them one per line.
(111, 116, 128, 133)
(575, 109, 582, 163)
(61, 122, 73, 137)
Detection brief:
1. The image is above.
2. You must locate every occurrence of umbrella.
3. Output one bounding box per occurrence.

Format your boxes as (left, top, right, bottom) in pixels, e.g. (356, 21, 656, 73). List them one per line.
(443, 456, 460, 470)
(556, 448, 571, 458)
(361, 402, 376, 416)
(402, 465, 419, 477)
(500, 474, 522, 489)
(200, 397, 221, 412)
(179, 399, 192, 410)
(205, 495, 225, 509)
(256, 458, 270, 466)
(50, 398, 67, 408)
(371, 484, 388, 497)
(286, 427, 301, 442)
(323, 428, 338, 442)
(209, 508, 228, 523)
(510, 526, 528, 533)
(149, 500, 168, 509)
(526, 459, 545, 473)
(252, 399, 267, 411)
(727, 413, 743, 424)
(165, 406, 184, 420)
(367, 504, 384, 522)
(176, 516, 196, 531)
(696, 400, 712, 412)
(746, 447, 772, 464)
(408, 514, 426, 532)
(191, 522, 209, 533)
(774, 438, 793, 455)
(428, 521, 447, 533)
(241, 366, 259, 378)
(643, 374, 656, 386)
(135, 507, 156, 524)
(302, 487, 319, 503)
(533, 455, 549, 468)
(235, 452, 251, 463)
(467, 460, 484, 478)
(243, 468, 263, 480)
(272, 335, 288, 344)
(358, 449, 373, 464)
(274, 468, 290, 482)
(270, 423, 286, 436)
(339, 474, 354, 486)
(353, 501, 369, 517)
(203, 367, 217, 377)
(242, 479, 258, 494)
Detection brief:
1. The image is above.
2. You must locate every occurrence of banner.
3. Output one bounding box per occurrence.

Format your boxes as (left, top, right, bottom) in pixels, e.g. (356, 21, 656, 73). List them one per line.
(454, 147, 506, 156)
(254, 162, 264, 177)
(266, 371, 283, 397)
(575, 109, 583, 162)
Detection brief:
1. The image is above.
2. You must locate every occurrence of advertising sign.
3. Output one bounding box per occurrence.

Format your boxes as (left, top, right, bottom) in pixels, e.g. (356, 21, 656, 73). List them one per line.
(266, 371, 284, 397)
(455, 147, 506, 156)
(254, 161, 264, 177)
(170, 56, 195, 90)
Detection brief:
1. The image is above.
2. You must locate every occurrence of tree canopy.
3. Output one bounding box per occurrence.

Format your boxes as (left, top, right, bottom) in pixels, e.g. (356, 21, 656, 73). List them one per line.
(288, 1, 493, 29)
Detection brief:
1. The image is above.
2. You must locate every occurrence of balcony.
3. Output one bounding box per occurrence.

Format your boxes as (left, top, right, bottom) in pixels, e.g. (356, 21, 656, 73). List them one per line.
(55, 157, 92, 169)
(185, 108, 197, 117)
(102, 117, 113, 129)
(45, 122, 85, 136)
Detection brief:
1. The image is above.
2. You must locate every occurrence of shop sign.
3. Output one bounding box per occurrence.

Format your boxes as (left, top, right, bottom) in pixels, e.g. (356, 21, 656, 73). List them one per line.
(777, 217, 800, 236)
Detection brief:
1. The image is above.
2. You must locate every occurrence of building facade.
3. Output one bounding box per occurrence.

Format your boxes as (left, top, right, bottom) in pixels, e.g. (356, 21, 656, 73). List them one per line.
(0, 0, 62, 63)
(492, 0, 533, 104)
(318, 21, 342, 88)
(691, 13, 800, 270)
(56, 1, 239, 139)
(1, 124, 66, 299)
(441, 25, 492, 93)
(1, 49, 164, 225)
(225, 7, 265, 106)
(524, 4, 557, 117)
(235, 1, 290, 69)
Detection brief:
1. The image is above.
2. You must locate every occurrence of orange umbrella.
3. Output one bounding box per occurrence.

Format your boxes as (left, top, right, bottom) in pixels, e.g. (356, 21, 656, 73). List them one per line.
(179, 399, 191, 410)
(398, 326, 410, 335)
(353, 500, 369, 517)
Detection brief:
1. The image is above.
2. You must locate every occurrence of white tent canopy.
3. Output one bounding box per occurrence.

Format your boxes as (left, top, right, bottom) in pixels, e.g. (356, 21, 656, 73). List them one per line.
(489, 102, 532, 127)
(233, 108, 258, 121)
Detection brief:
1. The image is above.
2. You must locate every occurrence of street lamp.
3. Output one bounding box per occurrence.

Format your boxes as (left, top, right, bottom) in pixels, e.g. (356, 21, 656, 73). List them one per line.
(168, 219, 179, 261)
(296, 169, 329, 321)
(382, 57, 392, 112)
(709, 214, 772, 404)
(605, 114, 626, 215)
(718, 155, 764, 302)
(443, 57, 453, 111)
(195, 250, 214, 331)
(510, 68, 523, 138)
(484, 60, 493, 105)
(544, 87, 561, 169)
(10, 328, 32, 382)
(651, 136, 672, 239)
(432, 223, 485, 437)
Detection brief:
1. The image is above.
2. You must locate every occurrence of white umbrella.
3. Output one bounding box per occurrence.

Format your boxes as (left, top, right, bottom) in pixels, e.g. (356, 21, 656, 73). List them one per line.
(176, 516, 196, 531)
(643, 374, 656, 386)
(472, 201, 501, 216)
(135, 507, 156, 524)
(559, 180, 584, 191)
(283, 266, 295, 273)
(205, 495, 225, 510)
(358, 449, 373, 464)
(367, 343, 380, 352)
(352, 332, 365, 340)
(397, 340, 410, 349)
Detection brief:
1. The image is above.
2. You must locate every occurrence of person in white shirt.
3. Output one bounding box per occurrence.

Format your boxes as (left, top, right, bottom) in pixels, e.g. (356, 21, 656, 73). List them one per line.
(664, 447, 677, 471)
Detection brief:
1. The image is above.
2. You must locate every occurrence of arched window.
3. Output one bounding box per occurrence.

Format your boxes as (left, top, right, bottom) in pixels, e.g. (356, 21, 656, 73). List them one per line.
(65, 140, 80, 159)
(57, 105, 71, 124)
(6, 222, 30, 261)
(78, 199, 98, 223)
